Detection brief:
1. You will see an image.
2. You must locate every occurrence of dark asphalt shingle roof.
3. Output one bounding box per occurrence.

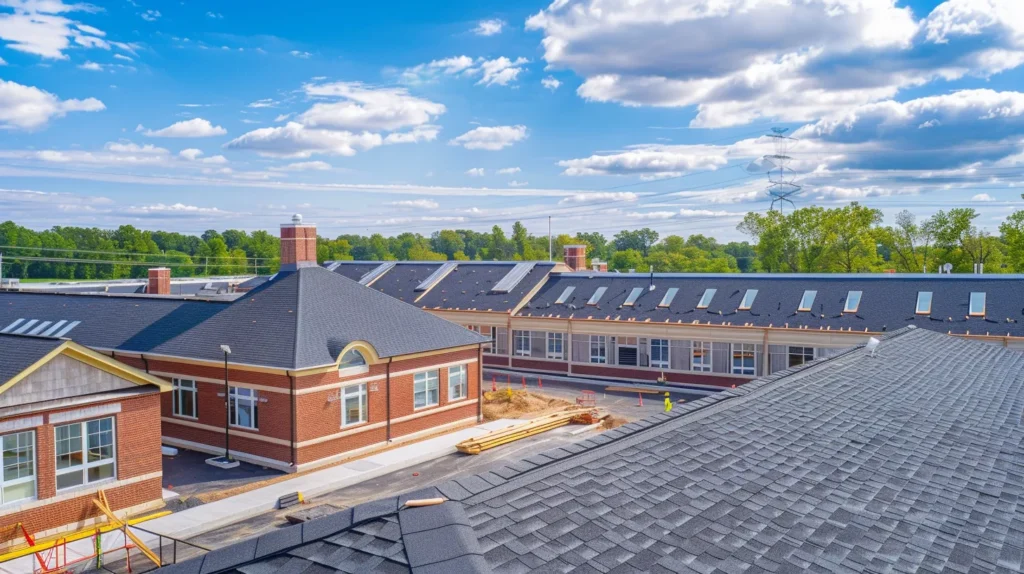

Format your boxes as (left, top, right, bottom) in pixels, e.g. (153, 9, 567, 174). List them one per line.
(0, 334, 64, 385)
(172, 326, 1024, 573)
(523, 273, 1024, 336)
(0, 267, 486, 369)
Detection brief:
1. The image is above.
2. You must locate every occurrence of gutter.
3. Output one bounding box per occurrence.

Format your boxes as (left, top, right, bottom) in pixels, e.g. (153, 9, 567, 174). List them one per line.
(385, 357, 393, 443)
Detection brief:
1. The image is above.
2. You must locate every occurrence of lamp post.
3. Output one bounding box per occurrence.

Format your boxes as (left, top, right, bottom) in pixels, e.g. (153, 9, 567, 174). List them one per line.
(220, 344, 232, 462)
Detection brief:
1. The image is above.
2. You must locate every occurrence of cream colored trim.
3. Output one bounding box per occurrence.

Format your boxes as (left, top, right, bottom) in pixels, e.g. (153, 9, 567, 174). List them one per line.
(49, 403, 121, 424)
(0, 416, 43, 433)
(391, 357, 476, 378)
(160, 436, 294, 472)
(149, 371, 291, 394)
(161, 417, 291, 446)
(391, 398, 479, 425)
(0, 471, 162, 518)
(295, 374, 386, 396)
(568, 360, 757, 380)
(390, 344, 481, 363)
(296, 421, 387, 447)
(94, 348, 290, 374)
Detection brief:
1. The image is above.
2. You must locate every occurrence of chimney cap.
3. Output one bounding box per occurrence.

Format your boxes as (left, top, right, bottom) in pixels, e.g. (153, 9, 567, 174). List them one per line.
(292, 213, 303, 224)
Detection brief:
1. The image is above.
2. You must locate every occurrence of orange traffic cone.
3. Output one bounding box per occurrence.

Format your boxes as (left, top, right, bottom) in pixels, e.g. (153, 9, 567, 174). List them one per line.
(637, 392, 644, 407)
(491, 375, 497, 392)
(538, 377, 543, 389)
(521, 376, 526, 389)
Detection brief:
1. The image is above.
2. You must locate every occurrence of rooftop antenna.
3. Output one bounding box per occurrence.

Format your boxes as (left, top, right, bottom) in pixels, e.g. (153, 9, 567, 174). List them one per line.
(747, 127, 802, 211)
(648, 265, 656, 291)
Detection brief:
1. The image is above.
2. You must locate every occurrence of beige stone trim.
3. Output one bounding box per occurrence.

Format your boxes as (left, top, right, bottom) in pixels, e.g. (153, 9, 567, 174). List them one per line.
(160, 417, 291, 446)
(0, 471, 162, 518)
(296, 421, 388, 447)
(295, 374, 386, 396)
(150, 371, 291, 394)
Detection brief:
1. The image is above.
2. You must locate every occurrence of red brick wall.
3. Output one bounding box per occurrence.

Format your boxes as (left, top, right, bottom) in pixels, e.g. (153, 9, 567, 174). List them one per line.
(280, 225, 317, 267)
(5, 477, 163, 538)
(510, 357, 569, 373)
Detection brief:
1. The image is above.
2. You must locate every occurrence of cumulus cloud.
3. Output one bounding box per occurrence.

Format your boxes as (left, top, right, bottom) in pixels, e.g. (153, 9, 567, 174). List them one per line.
(450, 125, 527, 150)
(678, 208, 732, 217)
(558, 143, 730, 176)
(507, 180, 529, 187)
(473, 19, 504, 36)
(526, 0, 1024, 127)
(125, 203, 230, 217)
(972, 193, 995, 202)
(269, 160, 332, 171)
(144, 118, 227, 138)
(248, 98, 277, 108)
(290, 50, 311, 58)
(497, 167, 521, 174)
(559, 191, 638, 205)
(626, 211, 676, 220)
(140, 10, 160, 22)
(465, 167, 486, 177)
(387, 199, 439, 209)
(0, 0, 112, 59)
(224, 122, 383, 158)
(78, 60, 102, 71)
(0, 78, 104, 129)
(402, 55, 529, 87)
(542, 76, 561, 91)
(177, 148, 228, 164)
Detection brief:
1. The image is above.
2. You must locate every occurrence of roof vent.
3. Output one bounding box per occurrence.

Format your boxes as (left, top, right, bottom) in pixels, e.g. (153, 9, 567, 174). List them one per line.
(491, 262, 536, 293)
(292, 213, 303, 224)
(865, 337, 880, 357)
(1, 318, 80, 338)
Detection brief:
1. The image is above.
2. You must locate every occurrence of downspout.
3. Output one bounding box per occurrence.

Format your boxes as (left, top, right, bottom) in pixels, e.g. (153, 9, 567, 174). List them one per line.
(140, 353, 150, 374)
(477, 343, 484, 423)
(506, 314, 513, 368)
(288, 372, 297, 469)
(385, 357, 393, 443)
(761, 329, 769, 377)
(567, 318, 573, 376)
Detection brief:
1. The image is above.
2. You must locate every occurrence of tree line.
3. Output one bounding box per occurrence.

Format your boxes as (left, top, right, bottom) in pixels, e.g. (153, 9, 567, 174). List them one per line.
(1, 203, 1023, 280)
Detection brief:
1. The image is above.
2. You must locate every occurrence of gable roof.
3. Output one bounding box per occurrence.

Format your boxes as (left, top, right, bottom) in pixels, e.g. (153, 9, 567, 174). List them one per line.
(523, 272, 1024, 337)
(0, 334, 64, 388)
(173, 327, 1024, 573)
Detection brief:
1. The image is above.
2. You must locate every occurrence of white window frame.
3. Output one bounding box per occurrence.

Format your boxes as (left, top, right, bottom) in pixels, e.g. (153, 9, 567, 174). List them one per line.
(546, 332, 564, 360)
(589, 335, 607, 364)
(969, 292, 986, 316)
(481, 326, 498, 355)
(414, 370, 440, 409)
(916, 291, 933, 314)
(697, 288, 716, 309)
(1, 431, 35, 505)
(338, 349, 369, 377)
(798, 290, 817, 312)
(844, 291, 862, 313)
(55, 417, 115, 492)
(692, 341, 712, 372)
(448, 365, 468, 402)
(738, 289, 758, 310)
(513, 330, 531, 357)
(732, 343, 756, 375)
(229, 387, 259, 430)
(171, 378, 197, 419)
(650, 339, 670, 369)
(340, 383, 368, 427)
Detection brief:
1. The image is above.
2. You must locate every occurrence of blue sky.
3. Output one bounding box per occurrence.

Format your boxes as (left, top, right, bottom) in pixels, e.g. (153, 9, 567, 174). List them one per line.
(1, 0, 1022, 241)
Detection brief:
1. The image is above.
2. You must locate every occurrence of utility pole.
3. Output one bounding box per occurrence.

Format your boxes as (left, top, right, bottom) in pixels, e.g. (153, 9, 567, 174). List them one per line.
(548, 216, 552, 262)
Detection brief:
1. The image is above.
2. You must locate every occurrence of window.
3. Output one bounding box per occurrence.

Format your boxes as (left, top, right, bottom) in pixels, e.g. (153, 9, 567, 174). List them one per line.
(414, 371, 439, 409)
(587, 286, 608, 306)
(697, 289, 716, 309)
(229, 387, 259, 429)
(916, 291, 933, 314)
(617, 337, 638, 366)
(448, 365, 468, 401)
(798, 290, 817, 311)
(555, 286, 575, 304)
(341, 384, 367, 426)
(339, 349, 367, 370)
(692, 341, 712, 372)
(732, 344, 756, 375)
(739, 289, 758, 310)
(969, 292, 986, 316)
(658, 287, 678, 308)
(844, 291, 862, 313)
(1, 431, 35, 504)
(513, 330, 531, 356)
(650, 339, 669, 369)
(55, 418, 114, 491)
(788, 346, 814, 368)
(481, 326, 498, 354)
(172, 379, 197, 418)
(589, 336, 607, 364)
(546, 332, 564, 360)
(623, 287, 644, 306)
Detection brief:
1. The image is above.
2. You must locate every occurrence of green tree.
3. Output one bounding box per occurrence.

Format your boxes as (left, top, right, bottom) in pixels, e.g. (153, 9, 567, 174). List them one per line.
(1000, 210, 1024, 272)
(431, 230, 465, 260)
(610, 249, 645, 271)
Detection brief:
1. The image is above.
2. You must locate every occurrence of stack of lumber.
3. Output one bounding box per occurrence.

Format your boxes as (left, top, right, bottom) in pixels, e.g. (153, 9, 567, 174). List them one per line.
(457, 408, 592, 455)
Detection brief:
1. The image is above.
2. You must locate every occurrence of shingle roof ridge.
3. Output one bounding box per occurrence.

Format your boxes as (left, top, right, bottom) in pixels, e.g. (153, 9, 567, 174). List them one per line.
(291, 268, 305, 370)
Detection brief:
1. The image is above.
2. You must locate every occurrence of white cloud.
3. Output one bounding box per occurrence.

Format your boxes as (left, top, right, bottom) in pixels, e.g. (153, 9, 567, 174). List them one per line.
(402, 55, 529, 87)
(559, 191, 638, 205)
(177, 148, 228, 164)
(113, 53, 132, 62)
(0, 0, 109, 59)
(508, 180, 529, 187)
(274, 113, 292, 122)
(526, 0, 1024, 127)
(972, 193, 995, 201)
(678, 208, 732, 217)
(290, 50, 311, 58)
(465, 167, 486, 177)
(269, 160, 332, 171)
(497, 167, 520, 174)
(248, 98, 277, 108)
(207, 11, 223, 19)
(140, 10, 160, 21)
(0, 78, 104, 129)
(387, 199, 439, 209)
(542, 76, 561, 91)
(558, 143, 730, 176)
(450, 125, 527, 150)
(0, 56, 5, 65)
(473, 18, 504, 36)
(78, 60, 101, 71)
(125, 203, 229, 217)
(627, 211, 676, 220)
(178, 148, 203, 161)
(224, 122, 383, 158)
(144, 118, 228, 138)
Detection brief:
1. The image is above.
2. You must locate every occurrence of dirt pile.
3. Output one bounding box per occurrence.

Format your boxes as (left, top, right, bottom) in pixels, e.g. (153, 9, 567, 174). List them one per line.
(483, 389, 574, 420)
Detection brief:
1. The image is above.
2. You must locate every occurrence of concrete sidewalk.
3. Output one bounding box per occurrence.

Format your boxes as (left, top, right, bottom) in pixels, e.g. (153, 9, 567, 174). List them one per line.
(0, 418, 520, 573)
(484, 368, 719, 396)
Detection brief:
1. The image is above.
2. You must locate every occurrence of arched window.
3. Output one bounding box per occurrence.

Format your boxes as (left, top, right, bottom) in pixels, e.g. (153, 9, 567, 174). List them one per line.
(339, 349, 367, 369)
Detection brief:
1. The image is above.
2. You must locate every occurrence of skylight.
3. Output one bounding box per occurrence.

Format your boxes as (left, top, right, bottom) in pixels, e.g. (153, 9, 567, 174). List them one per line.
(844, 291, 862, 313)
(916, 291, 932, 314)
(738, 289, 758, 310)
(658, 287, 678, 308)
(587, 286, 607, 306)
(697, 288, 716, 309)
(969, 292, 986, 316)
(623, 287, 644, 306)
(555, 286, 575, 304)
(798, 290, 817, 311)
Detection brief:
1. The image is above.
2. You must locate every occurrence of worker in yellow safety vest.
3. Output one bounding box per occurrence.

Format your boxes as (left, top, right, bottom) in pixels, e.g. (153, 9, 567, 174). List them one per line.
(664, 392, 672, 412)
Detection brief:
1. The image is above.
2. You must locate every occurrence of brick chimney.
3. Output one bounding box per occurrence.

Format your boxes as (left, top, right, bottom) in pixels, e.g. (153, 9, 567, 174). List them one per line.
(563, 244, 587, 272)
(280, 214, 318, 271)
(148, 267, 170, 295)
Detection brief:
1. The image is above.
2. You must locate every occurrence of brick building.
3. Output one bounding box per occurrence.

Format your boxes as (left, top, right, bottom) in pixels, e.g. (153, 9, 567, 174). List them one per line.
(0, 217, 488, 476)
(0, 334, 169, 539)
